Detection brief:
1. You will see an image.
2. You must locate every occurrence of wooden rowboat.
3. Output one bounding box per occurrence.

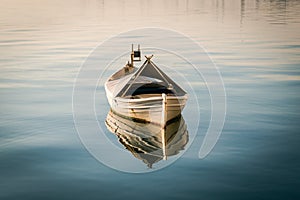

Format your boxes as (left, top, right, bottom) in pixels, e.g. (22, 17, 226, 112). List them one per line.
(104, 45, 188, 126)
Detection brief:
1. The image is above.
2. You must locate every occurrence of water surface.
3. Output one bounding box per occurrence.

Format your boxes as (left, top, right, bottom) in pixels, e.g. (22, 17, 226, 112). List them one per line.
(0, 0, 299, 199)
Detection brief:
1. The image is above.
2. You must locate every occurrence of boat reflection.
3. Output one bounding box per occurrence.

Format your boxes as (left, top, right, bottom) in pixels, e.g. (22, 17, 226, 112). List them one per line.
(105, 109, 189, 168)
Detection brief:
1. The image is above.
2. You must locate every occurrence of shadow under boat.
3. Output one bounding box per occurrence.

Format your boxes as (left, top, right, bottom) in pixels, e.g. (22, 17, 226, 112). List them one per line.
(105, 109, 189, 168)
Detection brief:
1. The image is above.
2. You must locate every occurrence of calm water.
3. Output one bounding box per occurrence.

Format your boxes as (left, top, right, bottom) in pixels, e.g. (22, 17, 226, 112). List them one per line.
(1, 0, 300, 199)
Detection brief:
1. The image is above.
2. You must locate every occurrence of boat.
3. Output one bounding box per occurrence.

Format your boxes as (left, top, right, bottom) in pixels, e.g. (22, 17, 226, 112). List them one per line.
(104, 45, 188, 126)
(105, 109, 189, 168)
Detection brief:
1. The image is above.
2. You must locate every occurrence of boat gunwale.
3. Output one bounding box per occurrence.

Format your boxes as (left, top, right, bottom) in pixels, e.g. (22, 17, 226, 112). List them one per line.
(115, 93, 188, 103)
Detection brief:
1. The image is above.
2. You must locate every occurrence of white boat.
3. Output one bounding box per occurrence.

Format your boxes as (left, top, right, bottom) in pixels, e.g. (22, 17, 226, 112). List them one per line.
(105, 110, 188, 168)
(104, 45, 188, 126)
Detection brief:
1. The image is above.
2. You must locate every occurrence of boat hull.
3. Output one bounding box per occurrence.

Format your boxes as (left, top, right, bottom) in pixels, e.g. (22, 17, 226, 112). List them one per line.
(106, 93, 187, 125)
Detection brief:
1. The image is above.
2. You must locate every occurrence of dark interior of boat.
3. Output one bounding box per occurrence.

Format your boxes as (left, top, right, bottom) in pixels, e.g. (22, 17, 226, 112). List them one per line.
(131, 83, 174, 96)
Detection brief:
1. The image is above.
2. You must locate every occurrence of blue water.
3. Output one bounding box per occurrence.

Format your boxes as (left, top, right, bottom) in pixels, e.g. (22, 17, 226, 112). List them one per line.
(1, 0, 300, 199)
